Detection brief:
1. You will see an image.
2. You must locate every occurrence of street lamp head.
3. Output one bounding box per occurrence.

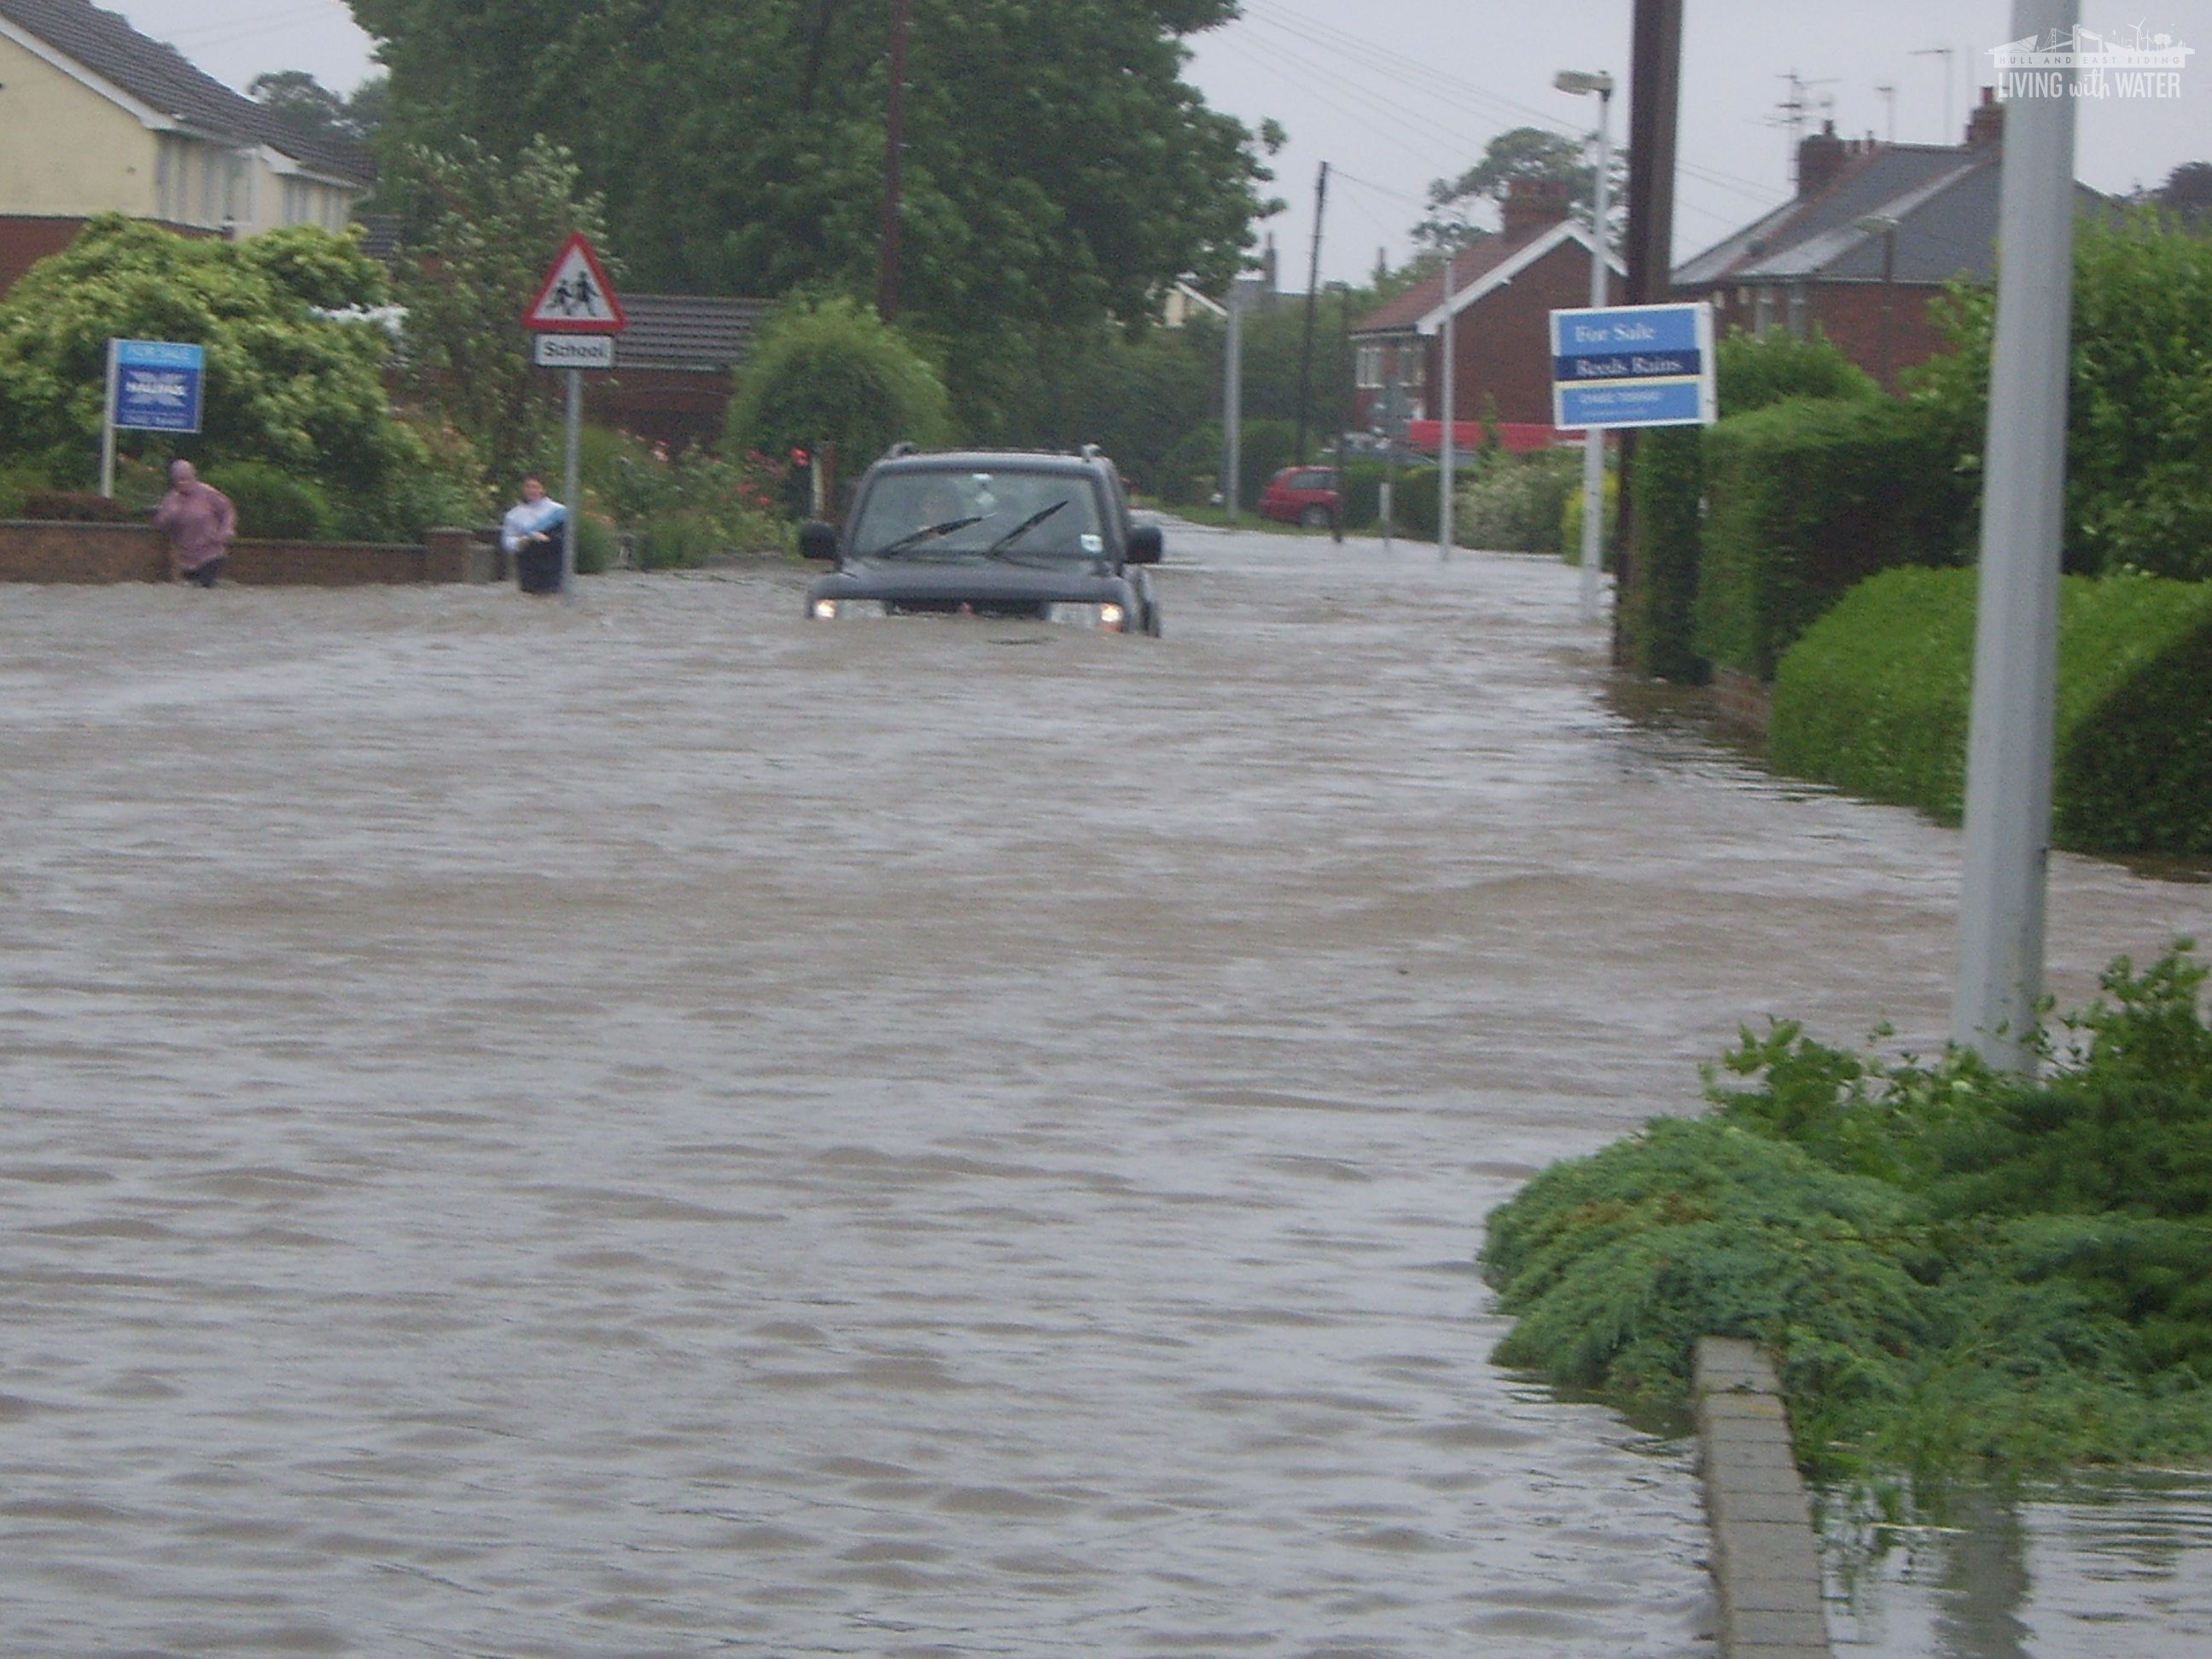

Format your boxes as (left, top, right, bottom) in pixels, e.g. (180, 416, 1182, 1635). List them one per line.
(1854, 214, 1901, 235)
(1554, 69, 1614, 97)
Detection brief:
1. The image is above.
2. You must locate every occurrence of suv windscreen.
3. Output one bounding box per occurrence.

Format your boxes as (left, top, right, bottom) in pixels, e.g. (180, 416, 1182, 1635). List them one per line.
(854, 469, 1107, 559)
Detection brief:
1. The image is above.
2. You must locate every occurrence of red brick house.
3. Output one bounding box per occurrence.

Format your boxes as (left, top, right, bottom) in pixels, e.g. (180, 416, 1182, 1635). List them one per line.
(1350, 178, 1623, 449)
(1671, 92, 2105, 389)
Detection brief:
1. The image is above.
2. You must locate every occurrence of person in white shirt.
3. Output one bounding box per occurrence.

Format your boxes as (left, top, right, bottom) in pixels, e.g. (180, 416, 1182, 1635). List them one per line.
(501, 473, 568, 593)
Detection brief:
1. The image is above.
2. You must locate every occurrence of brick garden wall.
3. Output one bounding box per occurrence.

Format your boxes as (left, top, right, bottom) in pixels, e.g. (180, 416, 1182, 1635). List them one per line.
(0, 521, 499, 585)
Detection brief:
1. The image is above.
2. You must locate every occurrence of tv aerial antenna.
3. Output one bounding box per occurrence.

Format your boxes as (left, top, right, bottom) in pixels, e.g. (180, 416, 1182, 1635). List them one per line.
(1771, 70, 1841, 186)
(1910, 45, 1957, 143)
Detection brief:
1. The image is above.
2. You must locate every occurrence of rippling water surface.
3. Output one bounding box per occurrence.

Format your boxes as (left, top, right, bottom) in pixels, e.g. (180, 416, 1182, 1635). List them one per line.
(2, 529, 2203, 1655)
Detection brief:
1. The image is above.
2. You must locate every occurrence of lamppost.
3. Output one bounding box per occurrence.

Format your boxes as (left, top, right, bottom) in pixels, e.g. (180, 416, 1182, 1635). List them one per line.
(1556, 68, 1614, 625)
(1855, 213, 1901, 390)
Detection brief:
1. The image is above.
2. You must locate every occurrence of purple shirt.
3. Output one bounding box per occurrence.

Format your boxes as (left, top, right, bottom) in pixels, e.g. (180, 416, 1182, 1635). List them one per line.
(154, 482, 237, 570)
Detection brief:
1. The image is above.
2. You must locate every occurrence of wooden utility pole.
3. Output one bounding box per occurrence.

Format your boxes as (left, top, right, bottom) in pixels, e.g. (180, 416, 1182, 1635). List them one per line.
(877, 0, 911, 320)
(1293, 160, 1329, 464)
(1615, 0, 1685, 661)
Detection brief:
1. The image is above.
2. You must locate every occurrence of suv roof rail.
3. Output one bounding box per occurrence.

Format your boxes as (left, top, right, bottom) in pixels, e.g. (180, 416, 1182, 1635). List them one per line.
(883, 440, 919, 459)
(1078, 443, 1105, 463)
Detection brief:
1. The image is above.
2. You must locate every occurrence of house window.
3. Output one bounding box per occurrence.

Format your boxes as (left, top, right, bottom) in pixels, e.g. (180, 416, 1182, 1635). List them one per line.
(1753, 288, 1776, 339)
(223, 152, 251, 228)
(156, 135, 195, 223)
(1787, 284, 1810, 339)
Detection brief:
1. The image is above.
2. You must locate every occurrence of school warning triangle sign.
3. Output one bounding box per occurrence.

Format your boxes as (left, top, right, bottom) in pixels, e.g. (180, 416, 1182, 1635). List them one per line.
(523, 234, 627, 333)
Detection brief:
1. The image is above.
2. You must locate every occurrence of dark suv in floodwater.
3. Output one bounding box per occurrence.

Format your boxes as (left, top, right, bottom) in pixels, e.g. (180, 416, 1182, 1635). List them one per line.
(800, 445, 1163, 635)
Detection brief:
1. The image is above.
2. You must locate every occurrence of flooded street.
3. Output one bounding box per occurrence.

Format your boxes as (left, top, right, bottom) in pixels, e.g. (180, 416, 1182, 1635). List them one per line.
(3, 525, 2205, 1656)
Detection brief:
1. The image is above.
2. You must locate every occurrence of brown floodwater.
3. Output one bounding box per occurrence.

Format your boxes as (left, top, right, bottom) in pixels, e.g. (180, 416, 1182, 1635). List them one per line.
(1, 525, 2203, 1656)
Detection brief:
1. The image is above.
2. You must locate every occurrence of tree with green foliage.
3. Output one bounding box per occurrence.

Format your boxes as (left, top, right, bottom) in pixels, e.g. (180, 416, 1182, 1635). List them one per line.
(249, 69, 387, 144)
(346, 0, 1279, 424)
(2155, 160, 2212, 211)
(725, 296, 952, 486)
(1907, 208, 2212, 580)
(0, 215, 451, 535)
(1416, 125, 1627, 253)
(379, 135, 612, 487)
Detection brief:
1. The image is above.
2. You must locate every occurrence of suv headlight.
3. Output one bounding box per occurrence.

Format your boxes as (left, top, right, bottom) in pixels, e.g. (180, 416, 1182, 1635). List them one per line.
(811, 597, 883, 620)
(1045, 602, 1126, 632)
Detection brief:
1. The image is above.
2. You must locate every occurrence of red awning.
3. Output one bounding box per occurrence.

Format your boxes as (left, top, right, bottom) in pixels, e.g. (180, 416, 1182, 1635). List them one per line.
(1401, 419, 1566, 455)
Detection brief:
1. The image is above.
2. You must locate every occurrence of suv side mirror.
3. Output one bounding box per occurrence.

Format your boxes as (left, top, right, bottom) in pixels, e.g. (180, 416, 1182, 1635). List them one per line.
(798, 520, 839, 562)
(1126, 523, 1163, 565)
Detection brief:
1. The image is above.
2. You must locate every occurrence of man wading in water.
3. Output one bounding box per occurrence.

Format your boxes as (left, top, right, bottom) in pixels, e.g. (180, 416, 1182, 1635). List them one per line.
(501, 473, 568, 595)
(154, 460, 237, 587)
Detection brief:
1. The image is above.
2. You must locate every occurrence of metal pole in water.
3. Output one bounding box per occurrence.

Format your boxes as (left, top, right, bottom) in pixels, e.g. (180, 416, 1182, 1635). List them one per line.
(1224, 285, 1243, 527)
(100, 337, 119, 499)
(562, 367, 582, 597)
(1439, 253, 1456, 562)
(1953, 0, 2077, 1069)
(1580, 79, 1614, 624)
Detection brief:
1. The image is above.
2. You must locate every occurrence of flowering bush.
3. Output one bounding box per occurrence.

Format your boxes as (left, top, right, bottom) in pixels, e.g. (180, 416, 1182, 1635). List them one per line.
(579, 427, 794, 566)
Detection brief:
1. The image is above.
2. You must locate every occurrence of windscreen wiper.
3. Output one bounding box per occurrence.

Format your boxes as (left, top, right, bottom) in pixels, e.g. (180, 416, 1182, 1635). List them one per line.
(983, 500, 1068, 556)
(874, 514, 985, 557)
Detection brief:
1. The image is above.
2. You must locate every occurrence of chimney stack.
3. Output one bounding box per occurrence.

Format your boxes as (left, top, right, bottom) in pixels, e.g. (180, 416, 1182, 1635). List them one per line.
(1966, 84, 2005, 147)
(1501, 177, 1571, 242)
(1796, 119, 1847, 198)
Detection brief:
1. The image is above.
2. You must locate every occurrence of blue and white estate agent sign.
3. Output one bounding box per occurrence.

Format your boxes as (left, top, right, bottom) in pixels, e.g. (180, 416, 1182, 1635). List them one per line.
(1550, 302, 1716, 429)
(100, 338, 207, 497)
(108, 339, 206, 433)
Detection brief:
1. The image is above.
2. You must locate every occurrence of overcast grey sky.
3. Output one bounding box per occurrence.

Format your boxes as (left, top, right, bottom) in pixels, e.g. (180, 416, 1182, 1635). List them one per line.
(105, 0, 2212, 288)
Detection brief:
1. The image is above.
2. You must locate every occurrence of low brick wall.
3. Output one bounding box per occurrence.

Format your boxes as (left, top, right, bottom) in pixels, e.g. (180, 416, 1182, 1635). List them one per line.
(0, 521, 499, 585)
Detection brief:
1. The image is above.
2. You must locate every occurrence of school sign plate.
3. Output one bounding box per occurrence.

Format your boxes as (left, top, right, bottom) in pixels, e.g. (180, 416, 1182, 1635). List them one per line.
(1550, 302, 1717, 430)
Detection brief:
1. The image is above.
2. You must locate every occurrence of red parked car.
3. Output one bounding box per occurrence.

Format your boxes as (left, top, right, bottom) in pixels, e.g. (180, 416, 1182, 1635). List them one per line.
(1257, 465, 1340, 529)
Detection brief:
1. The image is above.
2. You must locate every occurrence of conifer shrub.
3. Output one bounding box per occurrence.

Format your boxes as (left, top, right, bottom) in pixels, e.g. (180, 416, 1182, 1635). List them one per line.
(1481, 946, 2212, 1479)
(1771, 566, 2212, 855)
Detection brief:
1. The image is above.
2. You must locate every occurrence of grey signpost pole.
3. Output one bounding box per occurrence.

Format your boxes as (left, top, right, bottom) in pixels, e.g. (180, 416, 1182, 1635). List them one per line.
(1557, 69, 1615, 624)
(1438, 256, 1456, 562)
(100, 338, 119, 499)
(1953, 0, 2077, 1069)
(561, 368, 582, 596)
(1224, 285, 1243, 527)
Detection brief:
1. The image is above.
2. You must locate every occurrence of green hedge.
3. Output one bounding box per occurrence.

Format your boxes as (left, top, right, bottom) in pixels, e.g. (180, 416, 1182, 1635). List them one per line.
(1155, 418, 1304, 511)
(1696, 396, 1974, 679)
(1621, 329, 1881, 683)
(1394, 465, 1441, 538)
(1625, 428, 1704, 680)
(1771, 566, 2212, 854)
